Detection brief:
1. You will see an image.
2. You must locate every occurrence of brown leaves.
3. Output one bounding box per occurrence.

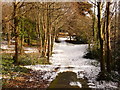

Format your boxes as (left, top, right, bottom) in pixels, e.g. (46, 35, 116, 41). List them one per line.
(3, 70, 49, 88)
(72, 2, 93, 16)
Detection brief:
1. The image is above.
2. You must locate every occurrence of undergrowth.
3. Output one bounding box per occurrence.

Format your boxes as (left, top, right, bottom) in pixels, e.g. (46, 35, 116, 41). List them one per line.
(83, 47, 120, 82)
(83, 48, 100, 60)
(2, 53, 50, 86)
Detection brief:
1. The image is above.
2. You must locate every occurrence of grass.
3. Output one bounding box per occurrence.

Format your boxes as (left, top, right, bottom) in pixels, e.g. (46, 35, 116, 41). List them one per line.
(17, 53, 49, 65)
(2, 53, 51, 87)
(2, 53, 50, 65)
(2, 53, 31, 77)
(2, 53, 50, 76)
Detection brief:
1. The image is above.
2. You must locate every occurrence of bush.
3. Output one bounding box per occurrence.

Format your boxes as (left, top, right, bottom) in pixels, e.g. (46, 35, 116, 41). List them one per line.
(2, 53, 50, 66)
(83, 48, 100, 60)
(2, 54, 14, 74)
(2, 53, 50, 81)
(2, 59, 14, 74)
(17, 53, 49, 65)
(2, 53, 49, 76)
(97, 71, 120, 82)
(2, 55, 30, 80)
(13, 66, 30, 73)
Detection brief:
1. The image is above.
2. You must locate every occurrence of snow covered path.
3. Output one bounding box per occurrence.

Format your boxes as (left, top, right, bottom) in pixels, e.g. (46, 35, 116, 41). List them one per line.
(25, 37, 118, 88)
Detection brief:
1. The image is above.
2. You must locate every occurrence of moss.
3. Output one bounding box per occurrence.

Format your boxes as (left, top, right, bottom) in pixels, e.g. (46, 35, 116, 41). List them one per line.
(48, 72, 88, 89)
(48, 72, 79, 88)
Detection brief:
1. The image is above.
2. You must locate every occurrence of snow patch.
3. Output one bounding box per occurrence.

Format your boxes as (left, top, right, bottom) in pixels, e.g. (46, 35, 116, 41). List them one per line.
(70, 81, 82, 88)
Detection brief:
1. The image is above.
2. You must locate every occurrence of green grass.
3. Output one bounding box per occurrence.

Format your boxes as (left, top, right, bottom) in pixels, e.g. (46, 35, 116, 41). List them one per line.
(18, 53, 50, 65)
(2, 53, 50, 80)
(2, 53, 50, 66)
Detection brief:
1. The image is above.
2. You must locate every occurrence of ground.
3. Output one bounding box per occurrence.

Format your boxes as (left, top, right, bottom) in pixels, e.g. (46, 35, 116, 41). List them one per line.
(1, 38, 119, 89)
(2, 69, 49, 88)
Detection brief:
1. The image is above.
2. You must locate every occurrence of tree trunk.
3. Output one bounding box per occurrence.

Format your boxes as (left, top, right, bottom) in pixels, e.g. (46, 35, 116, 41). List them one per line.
(113, 2, 117, 63)
(106, 2, 111, 73)
(7, 21, 11, 47)
(38, 11, 44, 56)
(20, 35, 24, 54)
(13, 2, 19, 64)
(47, 3, 50, 62)
(97, 2, 105, 74)
(20, 20, 24, 54)
(27, 33, 31, 46)
(51, 27, 55, 54)
(118, 1, 120, 42)
(43, 9, 47, 57)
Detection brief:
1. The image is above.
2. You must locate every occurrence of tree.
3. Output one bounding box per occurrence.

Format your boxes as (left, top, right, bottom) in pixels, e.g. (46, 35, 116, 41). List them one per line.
(106, 2, 112, 73)
(97, 2, 105, 75)
(12, 2, 19, 63)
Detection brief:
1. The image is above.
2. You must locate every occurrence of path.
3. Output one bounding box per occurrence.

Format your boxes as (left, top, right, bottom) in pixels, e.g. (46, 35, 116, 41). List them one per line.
(25, 37, 100, 88)
(25, 37, 118, 89)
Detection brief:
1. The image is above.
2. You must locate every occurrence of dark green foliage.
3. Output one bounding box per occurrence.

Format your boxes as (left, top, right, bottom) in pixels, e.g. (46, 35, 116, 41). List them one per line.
(115, 60, 120, 74)
(2, 59, 14, 74)
(2, 53, 50, 81)
(69, 36, 88, 44)
(74, 36, 87, 43)
(2, 54, 30, 75)
(2, 54, 14, 74)
(17, 54, 50, 65)
(97, 72, 109, 81)
(18, 17, 37, 45)
(83, 48, 100, 60)
(12, 66, 30, 73)
(10, 17, 37, 46)
(97, 71, 120, 82)
(65, 40, 87, 44)
(2, 53, 50, 66)
(112, 42, 120, 76)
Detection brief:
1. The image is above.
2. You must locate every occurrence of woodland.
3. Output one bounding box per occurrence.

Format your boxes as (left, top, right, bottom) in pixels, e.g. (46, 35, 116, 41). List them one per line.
(1, 0, 120, 89)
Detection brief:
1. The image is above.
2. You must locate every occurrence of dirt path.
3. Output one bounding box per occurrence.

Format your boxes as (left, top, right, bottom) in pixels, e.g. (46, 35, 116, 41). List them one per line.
(48, 71, 88, 88)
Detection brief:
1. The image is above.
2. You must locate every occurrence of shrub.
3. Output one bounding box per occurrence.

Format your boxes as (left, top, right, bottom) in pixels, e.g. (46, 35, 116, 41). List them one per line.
(83, 48, 100, 60)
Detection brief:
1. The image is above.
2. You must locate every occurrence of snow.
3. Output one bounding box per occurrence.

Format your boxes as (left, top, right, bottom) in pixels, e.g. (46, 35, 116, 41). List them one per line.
(0, 74, 2, 80)
(25, 37, 119, 89)
(1, 45, 14, 50)
(1, 44, 39, 53)
(58, 37, 68, 41)
(2, 38, 118, 88)
(70, 81, 82, 88)
(25, 37, 101, 88)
